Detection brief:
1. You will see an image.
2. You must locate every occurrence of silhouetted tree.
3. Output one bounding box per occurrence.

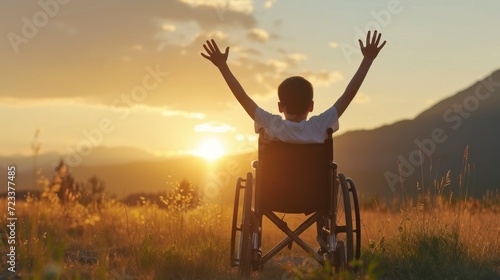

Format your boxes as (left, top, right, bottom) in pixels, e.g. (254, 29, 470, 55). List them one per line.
(79, 175, 106, 210)
(47, 160, 80, 203)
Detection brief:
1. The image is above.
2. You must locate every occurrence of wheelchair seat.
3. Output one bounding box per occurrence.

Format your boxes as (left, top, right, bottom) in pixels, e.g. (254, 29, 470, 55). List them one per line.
(257, 137, 333, 214)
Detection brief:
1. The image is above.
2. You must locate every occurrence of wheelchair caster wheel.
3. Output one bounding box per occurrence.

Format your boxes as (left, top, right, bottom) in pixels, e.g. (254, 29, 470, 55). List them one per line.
(332, 241, 346, 271)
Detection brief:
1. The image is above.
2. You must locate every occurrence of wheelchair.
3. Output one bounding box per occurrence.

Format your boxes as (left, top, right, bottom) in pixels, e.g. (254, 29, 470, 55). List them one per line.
(230, 128, 361, 278)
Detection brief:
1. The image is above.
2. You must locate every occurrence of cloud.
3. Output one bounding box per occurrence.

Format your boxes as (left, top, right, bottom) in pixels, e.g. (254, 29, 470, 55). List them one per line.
(266, 59, 288, 72)
(287, 53, 308, 63)
(300, 71, 345, 87)
(230, 46, 262, 57)
(353, 93, 371, 104)
(204, 30, 229, 41)
(0, 1, 343, 115)
(264, 0, 277, 9)
(0, 0, 257, 106)
(162, 109, 205, 119)
(161, 24, 176, 32)
(194, 121, 236, 133)
(180, 0, 254, 14)
(247, 28, 270, 42)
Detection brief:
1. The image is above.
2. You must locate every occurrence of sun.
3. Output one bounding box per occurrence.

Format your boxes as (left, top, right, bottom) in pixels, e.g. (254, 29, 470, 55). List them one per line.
(194, 138, 226, 161)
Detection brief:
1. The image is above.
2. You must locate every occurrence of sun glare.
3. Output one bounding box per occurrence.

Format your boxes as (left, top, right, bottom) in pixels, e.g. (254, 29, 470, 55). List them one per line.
(194, 138, 225, 161)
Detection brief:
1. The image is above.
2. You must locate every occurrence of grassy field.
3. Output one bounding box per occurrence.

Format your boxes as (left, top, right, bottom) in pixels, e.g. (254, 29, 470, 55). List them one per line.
(1, 186, 499, 279)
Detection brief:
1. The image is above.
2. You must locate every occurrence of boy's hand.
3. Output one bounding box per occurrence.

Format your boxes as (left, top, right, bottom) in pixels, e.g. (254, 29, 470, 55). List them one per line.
(358, 30, 386, 61)
(200, 38, 257, 119)
(334, 30, 386, 118)
(201, 39, 229, 68)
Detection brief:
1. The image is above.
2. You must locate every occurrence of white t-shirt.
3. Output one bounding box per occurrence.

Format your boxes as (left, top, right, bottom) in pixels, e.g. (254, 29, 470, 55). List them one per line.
(254, 106, 340, 143)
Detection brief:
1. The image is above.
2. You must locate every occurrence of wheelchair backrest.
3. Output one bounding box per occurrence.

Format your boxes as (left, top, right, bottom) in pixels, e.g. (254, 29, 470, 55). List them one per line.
(256, 129, 334, 214)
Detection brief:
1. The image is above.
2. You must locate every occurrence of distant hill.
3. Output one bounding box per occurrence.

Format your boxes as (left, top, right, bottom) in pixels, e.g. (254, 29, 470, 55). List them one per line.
(0, 146, 161, 169)
(1, 145, 257, 202)
(71, 152, 257, 201)
(0, 146, 164, 193)
(0, 151, 60, 174)
(334, 69, 500, 200)
(2, 70, 499, 203)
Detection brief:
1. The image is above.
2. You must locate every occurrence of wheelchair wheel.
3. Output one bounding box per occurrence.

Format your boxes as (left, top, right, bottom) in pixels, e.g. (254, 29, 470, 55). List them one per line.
(347, 178, 361, 260)
(238, 172, 253, 278)
(335, 174, 354, 264)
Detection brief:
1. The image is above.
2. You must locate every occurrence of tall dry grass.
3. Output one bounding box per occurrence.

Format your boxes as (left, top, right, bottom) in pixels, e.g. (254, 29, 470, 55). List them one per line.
(351, 146, 500, 279)
(359, 192, 500, 279)
(1, 189, 499, 279)
(0, 192, 238, 279)
(2, 145, 500, 280)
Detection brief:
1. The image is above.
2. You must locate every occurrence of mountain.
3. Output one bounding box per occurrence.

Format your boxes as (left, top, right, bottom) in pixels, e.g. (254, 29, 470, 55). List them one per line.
(334, 69, 500, 200)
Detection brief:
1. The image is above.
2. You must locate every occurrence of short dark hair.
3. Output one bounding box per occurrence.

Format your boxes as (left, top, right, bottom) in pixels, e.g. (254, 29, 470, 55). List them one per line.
(278, 76, 313, 115)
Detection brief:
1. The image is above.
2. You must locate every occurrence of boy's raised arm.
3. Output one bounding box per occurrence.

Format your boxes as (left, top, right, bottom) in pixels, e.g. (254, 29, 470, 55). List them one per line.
(334, 30, 386, 118)
(201, 39, 258, 120)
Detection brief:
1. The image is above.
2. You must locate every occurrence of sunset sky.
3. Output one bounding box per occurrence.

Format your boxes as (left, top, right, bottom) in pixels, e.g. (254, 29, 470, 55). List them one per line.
(1, 0, 499, 159)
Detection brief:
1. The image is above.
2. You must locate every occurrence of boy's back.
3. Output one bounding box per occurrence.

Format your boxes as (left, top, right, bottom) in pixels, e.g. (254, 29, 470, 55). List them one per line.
(253, 105, 339, 143)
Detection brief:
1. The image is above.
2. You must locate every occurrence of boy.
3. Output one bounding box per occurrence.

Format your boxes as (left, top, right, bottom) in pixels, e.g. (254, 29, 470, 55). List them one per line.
(201, 30, 386, 142)
(202, 31, 385, 252)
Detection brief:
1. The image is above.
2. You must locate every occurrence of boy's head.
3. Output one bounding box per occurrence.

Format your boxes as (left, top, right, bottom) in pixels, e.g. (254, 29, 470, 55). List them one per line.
(278, 76, 314, 120)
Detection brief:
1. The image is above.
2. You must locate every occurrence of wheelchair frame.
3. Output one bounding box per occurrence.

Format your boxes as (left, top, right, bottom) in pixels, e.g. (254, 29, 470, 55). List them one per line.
(230, 128, 361, 278)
